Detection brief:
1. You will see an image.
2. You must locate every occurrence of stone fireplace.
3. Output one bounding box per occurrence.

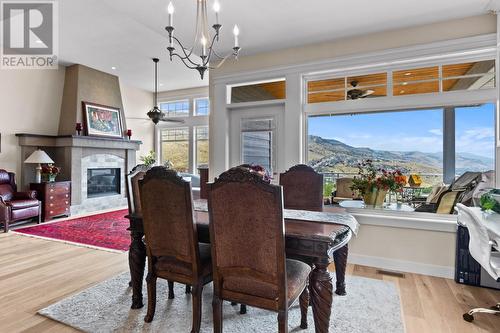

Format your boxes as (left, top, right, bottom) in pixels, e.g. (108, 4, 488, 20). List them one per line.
(16, 64, 142, 215)
(17, 135, 140, 214)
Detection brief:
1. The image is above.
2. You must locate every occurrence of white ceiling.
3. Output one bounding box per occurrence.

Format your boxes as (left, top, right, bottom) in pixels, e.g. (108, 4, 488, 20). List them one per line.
(59, 0, 494, 92)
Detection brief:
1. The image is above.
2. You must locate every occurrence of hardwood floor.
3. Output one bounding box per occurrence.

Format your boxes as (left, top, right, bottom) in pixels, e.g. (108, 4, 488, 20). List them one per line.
(1, 232, 499, 332)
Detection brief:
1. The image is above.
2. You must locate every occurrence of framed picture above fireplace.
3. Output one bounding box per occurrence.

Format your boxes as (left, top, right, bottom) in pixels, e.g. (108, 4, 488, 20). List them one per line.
(83, 102, 123, 138)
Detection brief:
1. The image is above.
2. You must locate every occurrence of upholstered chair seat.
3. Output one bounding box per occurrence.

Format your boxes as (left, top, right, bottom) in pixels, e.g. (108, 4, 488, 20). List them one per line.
(223, 258, 310, 301)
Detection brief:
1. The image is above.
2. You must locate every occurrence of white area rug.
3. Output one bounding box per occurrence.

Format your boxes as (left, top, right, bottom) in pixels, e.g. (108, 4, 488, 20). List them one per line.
(39, 273, 404, 333)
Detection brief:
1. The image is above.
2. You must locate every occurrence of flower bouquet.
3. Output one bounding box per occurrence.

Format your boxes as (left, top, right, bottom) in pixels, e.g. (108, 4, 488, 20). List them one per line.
(41, 164, 61, 182)
(350, 159, 406, 207)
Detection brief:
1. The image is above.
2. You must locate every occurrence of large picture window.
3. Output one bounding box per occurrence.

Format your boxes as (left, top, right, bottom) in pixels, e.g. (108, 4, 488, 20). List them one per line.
(307, 103, 495, 196)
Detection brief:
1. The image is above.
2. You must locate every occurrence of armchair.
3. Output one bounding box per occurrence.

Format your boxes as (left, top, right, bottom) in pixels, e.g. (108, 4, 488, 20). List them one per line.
(0, 169, 41, 232)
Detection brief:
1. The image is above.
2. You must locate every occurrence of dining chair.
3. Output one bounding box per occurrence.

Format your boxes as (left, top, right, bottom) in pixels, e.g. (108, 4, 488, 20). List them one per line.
(126, 164, 191, 299)
(279, 164, 323, 211)
(208, 166, 311, 333)
(139, 166, 212, 332)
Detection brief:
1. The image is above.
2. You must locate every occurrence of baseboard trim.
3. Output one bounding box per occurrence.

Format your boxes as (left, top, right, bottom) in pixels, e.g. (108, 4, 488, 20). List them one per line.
(348, 253, 455, 279)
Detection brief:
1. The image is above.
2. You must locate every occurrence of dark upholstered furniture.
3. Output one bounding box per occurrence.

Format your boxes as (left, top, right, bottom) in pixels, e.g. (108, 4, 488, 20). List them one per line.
(139, 166, 212, 332)
(280, 164, 323, 212)
(0, 169, 41, 232)
(208, 167, 311, 333)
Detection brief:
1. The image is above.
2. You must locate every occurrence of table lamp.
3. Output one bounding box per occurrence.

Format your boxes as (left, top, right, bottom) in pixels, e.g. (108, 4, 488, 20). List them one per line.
(24, 149, 54, 183)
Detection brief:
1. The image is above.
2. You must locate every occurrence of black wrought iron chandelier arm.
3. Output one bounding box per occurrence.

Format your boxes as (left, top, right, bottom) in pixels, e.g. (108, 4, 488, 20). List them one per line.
(169, 52, 201, 70)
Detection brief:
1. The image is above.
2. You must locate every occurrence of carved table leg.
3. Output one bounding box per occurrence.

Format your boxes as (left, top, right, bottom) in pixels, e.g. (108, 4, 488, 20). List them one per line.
(310, 257, 333, 333)
(129, 229, 146, 309)
(333, 244, 348, 296)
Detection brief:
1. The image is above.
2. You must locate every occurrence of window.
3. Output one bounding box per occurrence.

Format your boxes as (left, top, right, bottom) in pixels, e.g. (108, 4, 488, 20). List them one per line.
(196, 126, 209, 167)
(307, 103, 496, 204)
(306, 60, 495, 102)
(442, 60, 495, 92)
(393, 66, 439, 96)
(160, 127, 189, 172)
(455, 104, 495, 175)
(195, 98, 210, 115)
(160, 100, 189, 117)
(241, 118, 275, 172)
(308, 109, 444, 188)
(308, 72, 388, 103)
(230, 79, 286, 103)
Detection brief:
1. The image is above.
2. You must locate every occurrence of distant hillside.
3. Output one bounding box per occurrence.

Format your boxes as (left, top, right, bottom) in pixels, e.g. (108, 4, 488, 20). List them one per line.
(308, 135, 494, 176)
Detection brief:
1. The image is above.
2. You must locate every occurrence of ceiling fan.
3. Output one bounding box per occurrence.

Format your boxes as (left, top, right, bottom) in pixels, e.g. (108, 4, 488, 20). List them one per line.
(140, 58, 185, 124)
(347, 80, 375, 100)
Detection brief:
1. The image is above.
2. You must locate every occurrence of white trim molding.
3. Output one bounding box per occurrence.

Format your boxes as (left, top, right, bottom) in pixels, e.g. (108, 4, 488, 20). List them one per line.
(348, 253, 455, 279)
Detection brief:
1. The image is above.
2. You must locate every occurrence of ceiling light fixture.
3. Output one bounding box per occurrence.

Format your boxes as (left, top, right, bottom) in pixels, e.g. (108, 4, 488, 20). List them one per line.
(147, 58, 185, 125)
(111, 66, 117, 70)
(165, 0, 240, 79)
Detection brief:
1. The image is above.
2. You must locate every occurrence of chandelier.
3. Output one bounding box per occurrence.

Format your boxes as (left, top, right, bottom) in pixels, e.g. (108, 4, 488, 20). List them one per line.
(165, 0, 240, 79)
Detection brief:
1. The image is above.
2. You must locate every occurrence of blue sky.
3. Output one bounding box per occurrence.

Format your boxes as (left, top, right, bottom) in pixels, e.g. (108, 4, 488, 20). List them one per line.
(308, 103, 495, 159)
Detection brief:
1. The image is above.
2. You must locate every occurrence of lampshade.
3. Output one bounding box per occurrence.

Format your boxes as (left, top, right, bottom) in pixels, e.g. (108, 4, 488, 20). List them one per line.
(24, 149, 54, 164)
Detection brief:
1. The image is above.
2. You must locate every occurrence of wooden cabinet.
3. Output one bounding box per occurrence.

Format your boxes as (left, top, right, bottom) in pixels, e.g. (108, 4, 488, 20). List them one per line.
(30, 181, 71, 222)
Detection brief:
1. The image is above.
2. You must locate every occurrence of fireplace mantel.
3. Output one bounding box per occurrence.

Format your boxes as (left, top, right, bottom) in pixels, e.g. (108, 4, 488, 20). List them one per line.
(16, 133, 142, 151)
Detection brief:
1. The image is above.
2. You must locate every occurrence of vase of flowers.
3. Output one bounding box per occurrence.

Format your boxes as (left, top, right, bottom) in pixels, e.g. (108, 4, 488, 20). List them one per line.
(351, 160, 406, 207)
(41, 164, 61, 182)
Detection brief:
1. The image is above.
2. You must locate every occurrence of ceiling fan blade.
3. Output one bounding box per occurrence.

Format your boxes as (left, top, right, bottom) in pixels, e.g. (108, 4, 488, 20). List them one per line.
(160, 118, 185, 124)
(361, 89, 375, 98)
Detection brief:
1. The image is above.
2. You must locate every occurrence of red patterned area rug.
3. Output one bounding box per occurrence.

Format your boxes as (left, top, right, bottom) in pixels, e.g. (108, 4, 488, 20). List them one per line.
(12, 209, 130, 252)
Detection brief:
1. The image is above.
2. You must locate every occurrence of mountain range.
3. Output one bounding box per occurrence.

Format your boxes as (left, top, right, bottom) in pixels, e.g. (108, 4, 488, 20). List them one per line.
(308, 135, 494, 176)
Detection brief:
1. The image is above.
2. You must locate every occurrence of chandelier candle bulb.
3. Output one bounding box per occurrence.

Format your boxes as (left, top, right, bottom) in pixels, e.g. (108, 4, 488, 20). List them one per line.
(213, 1, 220, 24)
(167, 1, 174, 27)
(233, 24, 239, 47)
(201, 36, 207, 56)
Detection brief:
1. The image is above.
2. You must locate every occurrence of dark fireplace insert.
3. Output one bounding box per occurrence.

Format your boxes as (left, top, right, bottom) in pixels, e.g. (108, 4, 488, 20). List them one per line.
(87, 168, 120, 198)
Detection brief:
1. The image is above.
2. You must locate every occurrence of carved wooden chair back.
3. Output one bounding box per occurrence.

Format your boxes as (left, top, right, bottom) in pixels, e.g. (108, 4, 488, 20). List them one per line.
(139, 166, 202, 276)
(208, 167, 287, 310)
(279, 164, 323, 211)
(126, 164, 149, 217)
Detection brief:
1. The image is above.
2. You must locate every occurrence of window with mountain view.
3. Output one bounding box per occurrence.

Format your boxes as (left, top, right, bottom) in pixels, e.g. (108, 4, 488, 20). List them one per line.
(308, 103, 495, 195)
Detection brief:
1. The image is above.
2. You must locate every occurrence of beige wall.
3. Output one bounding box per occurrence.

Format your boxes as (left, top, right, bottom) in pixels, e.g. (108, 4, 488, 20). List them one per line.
(120, 82, 154, 159)
(157, 86, 209, 101)
(0, 67, 154, 180)
(212, 14, 496, 77)
(0, 69, 66, 176)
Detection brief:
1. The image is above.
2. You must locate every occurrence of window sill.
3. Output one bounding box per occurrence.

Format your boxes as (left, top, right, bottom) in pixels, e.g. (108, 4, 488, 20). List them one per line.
(340, 206, 457, 233)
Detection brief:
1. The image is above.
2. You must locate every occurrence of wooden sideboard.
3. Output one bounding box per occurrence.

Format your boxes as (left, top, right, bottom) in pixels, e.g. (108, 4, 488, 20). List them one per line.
(30, 181, 71, 222)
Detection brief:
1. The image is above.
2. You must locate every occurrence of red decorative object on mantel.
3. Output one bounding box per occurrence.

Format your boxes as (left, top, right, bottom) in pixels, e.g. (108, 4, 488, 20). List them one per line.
(75, 122, 82, 135)
(126, 129, 132, 140)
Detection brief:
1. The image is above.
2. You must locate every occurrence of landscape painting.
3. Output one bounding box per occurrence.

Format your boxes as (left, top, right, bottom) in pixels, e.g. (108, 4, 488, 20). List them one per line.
(83, 102, 123, 138)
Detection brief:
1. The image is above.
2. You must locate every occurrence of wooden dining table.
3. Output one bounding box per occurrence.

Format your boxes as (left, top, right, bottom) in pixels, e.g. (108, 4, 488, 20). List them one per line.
(127, 200, 359, 333)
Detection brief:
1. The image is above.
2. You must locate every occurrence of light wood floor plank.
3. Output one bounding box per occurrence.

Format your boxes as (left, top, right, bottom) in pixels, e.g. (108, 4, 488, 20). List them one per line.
(1, 233, 499, 332)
